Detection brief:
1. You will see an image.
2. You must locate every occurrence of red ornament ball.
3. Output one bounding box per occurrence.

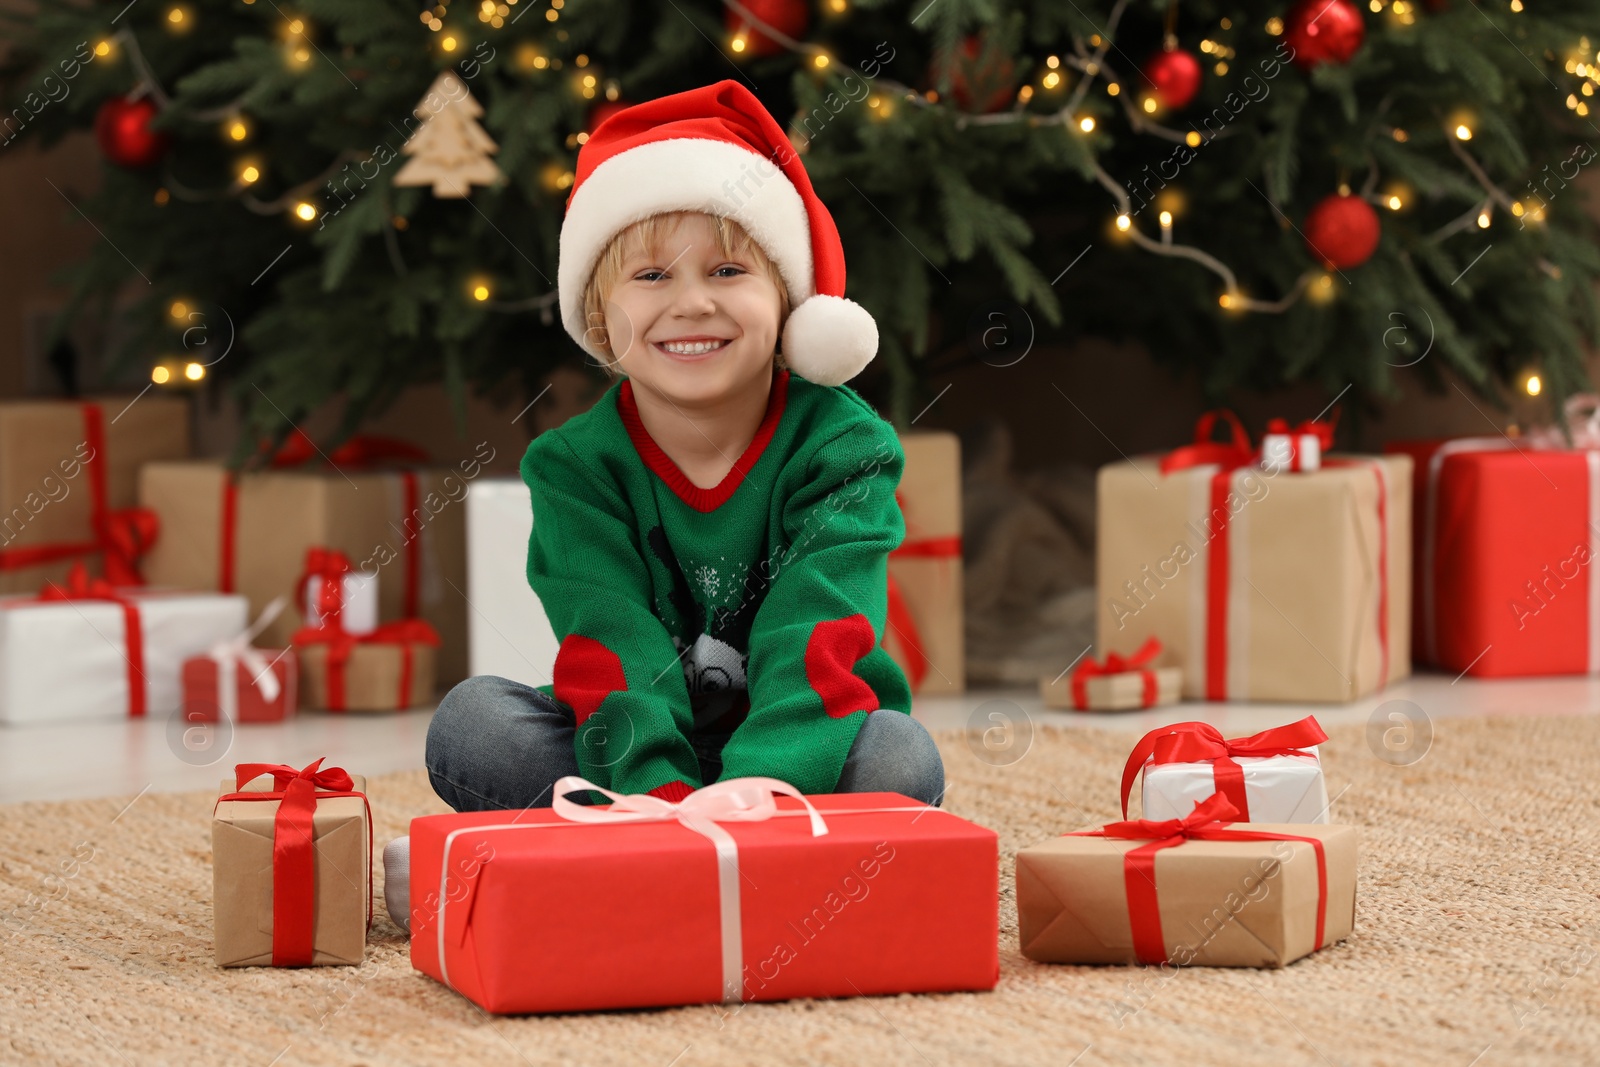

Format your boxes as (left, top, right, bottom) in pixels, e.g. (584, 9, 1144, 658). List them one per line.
(1142, 47, 1203, 110)
(1284, 0, 1366, 69)
(934, 35, 1018, 114)
(94, 95, 170, 169)
(585, 99, 634, 136)
(1303, 192, 1381, 269)
(724, 0, 809, 60)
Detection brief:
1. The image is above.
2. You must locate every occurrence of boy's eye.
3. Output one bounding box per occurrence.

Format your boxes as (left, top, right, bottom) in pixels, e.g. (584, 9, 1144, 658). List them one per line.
(714, 265, 746, 278)
(634, 265, 747, 283)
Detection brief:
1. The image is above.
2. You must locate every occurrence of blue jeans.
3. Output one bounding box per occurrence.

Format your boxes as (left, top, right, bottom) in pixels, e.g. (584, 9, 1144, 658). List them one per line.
(425, 675, 946, 811)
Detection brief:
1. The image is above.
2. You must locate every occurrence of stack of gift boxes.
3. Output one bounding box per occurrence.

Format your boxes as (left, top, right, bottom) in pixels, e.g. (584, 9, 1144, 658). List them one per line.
(0, 395, 473, 725)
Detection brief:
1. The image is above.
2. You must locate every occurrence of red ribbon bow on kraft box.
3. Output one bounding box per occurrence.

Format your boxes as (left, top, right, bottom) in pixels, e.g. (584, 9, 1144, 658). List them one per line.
(1016, 792, 1357, 968)
(1040, 636, 1182, 712)
(1121, 716, 1331, 823)
(212, 758, 373, 967)
(0, 401, 168, 586)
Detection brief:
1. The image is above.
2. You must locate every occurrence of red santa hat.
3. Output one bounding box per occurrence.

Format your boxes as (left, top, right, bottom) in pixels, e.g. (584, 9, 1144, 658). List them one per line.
(558, 79, 877, 387)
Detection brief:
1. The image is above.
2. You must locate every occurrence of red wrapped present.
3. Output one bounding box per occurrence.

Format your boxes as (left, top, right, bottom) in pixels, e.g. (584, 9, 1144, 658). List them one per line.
(409, 776, 999, 1014)
(1390, 397, 1600, 676)
(182, 598, 299, 723)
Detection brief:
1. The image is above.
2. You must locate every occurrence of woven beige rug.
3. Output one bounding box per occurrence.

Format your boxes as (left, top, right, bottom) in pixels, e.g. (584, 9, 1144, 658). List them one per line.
(4, 715, 1599, 1066)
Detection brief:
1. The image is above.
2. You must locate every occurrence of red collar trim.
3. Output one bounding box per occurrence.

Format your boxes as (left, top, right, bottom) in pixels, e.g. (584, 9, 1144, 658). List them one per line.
(618, 369, 790, 513)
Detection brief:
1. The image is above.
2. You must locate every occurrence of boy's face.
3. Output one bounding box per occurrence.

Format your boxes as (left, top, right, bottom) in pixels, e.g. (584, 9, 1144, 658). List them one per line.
(601, 212, 783, 406)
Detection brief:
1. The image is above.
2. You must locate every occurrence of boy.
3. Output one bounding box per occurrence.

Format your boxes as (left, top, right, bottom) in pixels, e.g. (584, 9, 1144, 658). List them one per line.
(385, 81, 944, 930)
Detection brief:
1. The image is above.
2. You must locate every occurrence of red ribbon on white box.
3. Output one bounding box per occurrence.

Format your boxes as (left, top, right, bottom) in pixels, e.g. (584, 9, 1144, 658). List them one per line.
(1259, 417, 1334, 473)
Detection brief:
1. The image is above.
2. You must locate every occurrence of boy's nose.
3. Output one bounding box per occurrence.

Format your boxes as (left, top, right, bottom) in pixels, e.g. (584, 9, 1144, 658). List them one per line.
(668, 280, 718, 316)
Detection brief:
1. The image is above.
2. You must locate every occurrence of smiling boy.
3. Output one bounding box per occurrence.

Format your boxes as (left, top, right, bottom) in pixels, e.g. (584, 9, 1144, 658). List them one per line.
(385, 82, 943, 929)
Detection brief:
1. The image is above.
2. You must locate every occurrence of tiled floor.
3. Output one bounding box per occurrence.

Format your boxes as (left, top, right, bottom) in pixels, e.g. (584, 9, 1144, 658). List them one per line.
(4, 671, 1596, 804)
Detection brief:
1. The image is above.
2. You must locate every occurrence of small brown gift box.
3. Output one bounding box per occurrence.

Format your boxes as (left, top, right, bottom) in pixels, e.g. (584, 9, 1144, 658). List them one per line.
(139, 460, 471, 686)
(1039, 666, 1182, 711)
(1016, 814, 1356, 968)
(0, 395, 188, 593)
(1096, 450, 1411, 702)
(298, 637, 437, 712)
(885, 430, 964, 694)
(212, 769, 371, 967)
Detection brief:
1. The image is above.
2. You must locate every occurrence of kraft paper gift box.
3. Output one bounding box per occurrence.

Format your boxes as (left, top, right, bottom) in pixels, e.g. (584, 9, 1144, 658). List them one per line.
(1388, 429, 1600, 677)
(212, 762, 372, 967)
(138, 458, 472, 686)
(0, 572, 248, 724)
(884, 430, 965, 694)
(1121, 718, 1332, 824)
(1039, 638, 1181, 711)
(295, 622, 439, 711)
(0, 395, 188, 594)
(1096, 419, 1411, 702)
(409, 784, 999, 1014)
(1016, 796, 1357, 968)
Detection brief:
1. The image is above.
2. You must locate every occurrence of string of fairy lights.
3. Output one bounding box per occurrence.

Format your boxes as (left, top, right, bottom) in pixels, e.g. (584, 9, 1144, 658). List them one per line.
(90, 0, 1594, 388)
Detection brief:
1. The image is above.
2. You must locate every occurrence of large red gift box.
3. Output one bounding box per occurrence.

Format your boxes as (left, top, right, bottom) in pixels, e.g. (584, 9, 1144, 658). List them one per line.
(408, 786, 999, 1014)
(1388, 436, 1598, 676)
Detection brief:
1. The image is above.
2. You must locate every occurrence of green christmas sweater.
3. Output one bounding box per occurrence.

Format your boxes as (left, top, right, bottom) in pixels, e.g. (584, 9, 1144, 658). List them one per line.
(521, 367, 913, 800)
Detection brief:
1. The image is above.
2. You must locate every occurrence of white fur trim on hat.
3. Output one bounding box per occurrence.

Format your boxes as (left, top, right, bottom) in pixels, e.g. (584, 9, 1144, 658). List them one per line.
(559, 137, 814, 361)
(782, 294, 878, 387)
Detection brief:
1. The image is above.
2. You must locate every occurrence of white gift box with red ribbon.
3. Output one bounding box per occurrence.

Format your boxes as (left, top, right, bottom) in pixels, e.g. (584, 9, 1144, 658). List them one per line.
(1142, 754, 1329, 823)
(1122, 717, 1333, 825)
(301, 572, 378, 635)
(0, 585, 248, 724)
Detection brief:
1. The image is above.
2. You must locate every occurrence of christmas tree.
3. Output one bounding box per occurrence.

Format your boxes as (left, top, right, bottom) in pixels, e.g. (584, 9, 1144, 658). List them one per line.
(3, 0, 1598, 444)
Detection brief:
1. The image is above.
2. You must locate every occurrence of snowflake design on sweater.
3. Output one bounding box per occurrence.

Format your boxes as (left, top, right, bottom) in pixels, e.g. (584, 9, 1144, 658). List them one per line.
(692, 561, 723, 602)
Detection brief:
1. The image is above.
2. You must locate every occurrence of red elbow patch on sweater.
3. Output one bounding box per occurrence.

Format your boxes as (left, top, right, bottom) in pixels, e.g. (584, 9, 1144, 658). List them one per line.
(804, 614, 880, 718)
(647, 780, 696, 802)
(553, 634, 627, 726)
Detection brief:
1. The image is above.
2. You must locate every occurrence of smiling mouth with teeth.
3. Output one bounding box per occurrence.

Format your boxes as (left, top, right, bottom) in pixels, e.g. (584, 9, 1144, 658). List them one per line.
(655, 338, 731, 356)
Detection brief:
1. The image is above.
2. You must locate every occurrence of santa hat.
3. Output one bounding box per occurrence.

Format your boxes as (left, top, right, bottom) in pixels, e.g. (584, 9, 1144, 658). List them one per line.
(557, 79, 877, 387)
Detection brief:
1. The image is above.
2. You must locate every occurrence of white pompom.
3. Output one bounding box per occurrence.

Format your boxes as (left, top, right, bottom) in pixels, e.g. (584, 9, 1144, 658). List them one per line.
(780, 294, 878, 387)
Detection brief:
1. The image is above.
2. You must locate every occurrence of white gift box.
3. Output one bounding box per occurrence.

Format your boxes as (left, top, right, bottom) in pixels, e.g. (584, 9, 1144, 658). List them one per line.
(1141, 751, 1331, 824)
(465, 478, 557, 688)
(301, 570, 379, 635)
(1260, 432, 1323, 473)
(0, 589, 249, 724)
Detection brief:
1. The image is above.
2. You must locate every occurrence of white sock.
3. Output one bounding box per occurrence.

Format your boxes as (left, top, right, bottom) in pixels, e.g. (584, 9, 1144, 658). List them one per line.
(383, 835, 411, 936)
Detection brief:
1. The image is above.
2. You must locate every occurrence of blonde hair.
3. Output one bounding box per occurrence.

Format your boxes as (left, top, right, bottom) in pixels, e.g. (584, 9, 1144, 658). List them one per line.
(581, 211, 791, 377)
